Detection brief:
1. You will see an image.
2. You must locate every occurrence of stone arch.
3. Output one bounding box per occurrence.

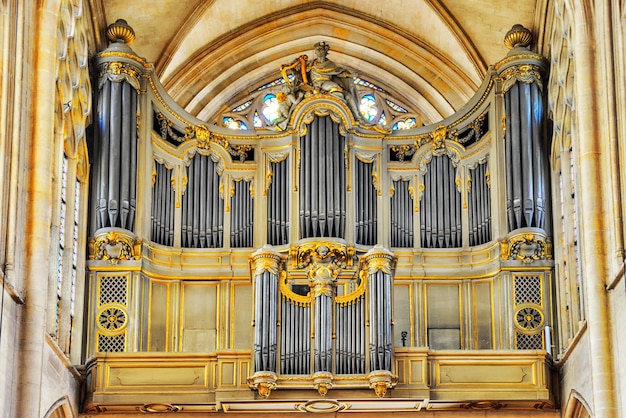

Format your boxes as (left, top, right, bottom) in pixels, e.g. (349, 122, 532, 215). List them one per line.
(563, 390, 592, 418)
(43, 397, 74, 418)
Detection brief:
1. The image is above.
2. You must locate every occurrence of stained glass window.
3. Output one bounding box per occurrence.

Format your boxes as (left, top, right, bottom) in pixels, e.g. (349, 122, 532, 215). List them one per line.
(393, 117, 417, 130)
(232, 100, 253, 112)
(385, 99, 408, 113)
(253, 111, 262, 128)
(262, 94, 281, 124)
(354, 77, 384, 92)
(223, 117, 248, 130)
(359, 94, 378, 122)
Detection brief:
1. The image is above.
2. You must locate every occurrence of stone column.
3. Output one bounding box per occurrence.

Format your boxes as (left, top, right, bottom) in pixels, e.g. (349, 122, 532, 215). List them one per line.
(17, 2, 56, 416)
(571, 4, 617, 416)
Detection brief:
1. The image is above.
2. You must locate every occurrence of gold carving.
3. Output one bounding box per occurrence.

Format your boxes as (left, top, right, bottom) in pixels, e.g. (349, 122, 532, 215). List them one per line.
(293, 242, 353, 269)
(106, 19, 136, 45)
(100, 61, 140, 87)
(313, 372, 333, 396)
(462, 401, 505, 411)
(250, 246, 284, 276)
(361, 245, 395, 275)
(504, 24, 532, 50)
(499, 64, 543, 91)
(137, 404, 181, 413)
(90, 230, 140, 264)
(368, 370, 396, 398)
(248, 371, 278, 399)
(501, 232, 552, 263)
(391, 144, 417, 162)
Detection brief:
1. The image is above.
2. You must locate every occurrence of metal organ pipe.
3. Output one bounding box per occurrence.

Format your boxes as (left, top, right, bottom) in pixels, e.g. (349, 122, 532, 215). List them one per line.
(419, 155, 461, 248)
(299, 116, 346, 239)
(503, 74, 550, 232)
(92, 68, 140, 234)
(180, 154, 224, 248)
(268, 159, 289, 246)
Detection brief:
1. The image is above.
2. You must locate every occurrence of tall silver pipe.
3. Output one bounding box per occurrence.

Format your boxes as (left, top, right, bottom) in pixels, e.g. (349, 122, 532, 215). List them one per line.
(199, 156, 208, 247)
(520, 82, 535, 227)
(510, 84, 523, 228)
(97, 82, 111, 229)
(129, 90, 138, 229)
(108, 81, 122, 227)
(531, 83, 546, 229)
(120, 82, 131, 229)
(191, 156, 200, 247)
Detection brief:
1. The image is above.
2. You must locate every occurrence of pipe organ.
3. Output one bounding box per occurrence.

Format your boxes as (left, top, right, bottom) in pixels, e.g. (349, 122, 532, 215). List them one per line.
(181, 152, 225, 248)
(85, 23, 557, 413)
(299, 116, 347, 239)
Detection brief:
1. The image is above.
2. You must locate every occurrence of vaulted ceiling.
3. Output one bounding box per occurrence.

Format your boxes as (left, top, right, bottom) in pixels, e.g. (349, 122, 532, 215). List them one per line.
(96, 0, 543, 124)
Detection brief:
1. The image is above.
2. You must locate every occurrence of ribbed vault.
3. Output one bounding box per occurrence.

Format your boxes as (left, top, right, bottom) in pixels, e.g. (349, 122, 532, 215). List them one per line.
(99, 0, 539, 125)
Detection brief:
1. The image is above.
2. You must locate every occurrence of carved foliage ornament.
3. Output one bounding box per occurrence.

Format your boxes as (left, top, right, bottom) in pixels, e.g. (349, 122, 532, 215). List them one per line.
(292, 242, 353, 269)
(501, 232, 552, 264)
(250, 247, 284, 277)
(89, 231, 141, 264)
(247, 371, 278, 399)
(361, 246, 395, 275)
(98, 61, 141, 91)
(499, 64, 543, 92)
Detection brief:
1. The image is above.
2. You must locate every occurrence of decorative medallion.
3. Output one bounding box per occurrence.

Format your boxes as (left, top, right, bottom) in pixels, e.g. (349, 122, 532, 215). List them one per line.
(97, 304, 128, 333)
(296, 399, 347, 413)
(515, 306, 544, 331)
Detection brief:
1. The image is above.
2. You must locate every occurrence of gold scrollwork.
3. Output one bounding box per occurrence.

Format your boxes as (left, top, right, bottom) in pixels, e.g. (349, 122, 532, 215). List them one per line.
(368, 370, 396, 398)
(499, 63, 543, 91)
(279, 274, 311, 306)
(414, 124, 459, 150)
(292, 242, 353, 269)
(247, 371, 278, 399)
(501, 232, 552, 264)
(391, 144, 417, 162)
(90, 231, 141, 264)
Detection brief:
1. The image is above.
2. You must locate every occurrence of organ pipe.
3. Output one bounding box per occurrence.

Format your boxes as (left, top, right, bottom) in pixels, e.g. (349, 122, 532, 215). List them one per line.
(391, 180, 414, 248)
(251, 246, 283, 373)
(419, 155, 461, 248)
(181, 153, 224, 248)
(502, 67, 551, 232)
(299, 116, 346, 239)
(150, 162, 175, 246)
(92, 62, 139, 234)
(231, 180, 253, 247)
(268, 159, 289, 246)
(363, 246, 395, 372)
(468, 161, 492, 246)
(356, 159, 377, 246)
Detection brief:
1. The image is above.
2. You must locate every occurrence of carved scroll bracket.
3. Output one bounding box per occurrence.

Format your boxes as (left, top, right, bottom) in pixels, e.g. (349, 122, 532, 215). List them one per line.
(501, 231, 553, 264)
(89, 228, 141, 264)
